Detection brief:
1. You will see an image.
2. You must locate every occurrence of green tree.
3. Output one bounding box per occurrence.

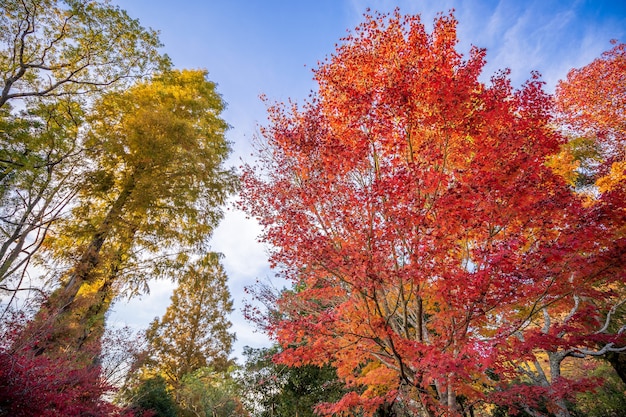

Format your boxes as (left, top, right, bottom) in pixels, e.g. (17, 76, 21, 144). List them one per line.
(127, 376, 178, 417)
(0, 99, 82, 301)
(0, 0, 167, 107)
(31, 69, 236, 359)
(176, 367, 247, 417)
(239, 345, 346, 417)
(143, 253, 236, 384)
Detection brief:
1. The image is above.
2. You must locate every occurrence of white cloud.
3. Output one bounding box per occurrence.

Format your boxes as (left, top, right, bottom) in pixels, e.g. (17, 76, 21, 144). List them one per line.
(211, 206, 269, 280)
(211, 204, 277, 359)
(108, 279, 177, 332)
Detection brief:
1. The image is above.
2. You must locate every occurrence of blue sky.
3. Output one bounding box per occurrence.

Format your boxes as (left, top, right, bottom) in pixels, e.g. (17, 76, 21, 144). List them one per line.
(107, 0, 626, 362)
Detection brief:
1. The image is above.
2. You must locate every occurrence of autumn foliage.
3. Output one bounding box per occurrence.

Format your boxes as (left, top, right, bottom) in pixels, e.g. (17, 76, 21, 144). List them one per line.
(0, 3, 624, 416)
(0, 311, 122, 417)
(556, 41, 625, 164)
(241, 11, 626, 417)
(0, 3, 237, 415)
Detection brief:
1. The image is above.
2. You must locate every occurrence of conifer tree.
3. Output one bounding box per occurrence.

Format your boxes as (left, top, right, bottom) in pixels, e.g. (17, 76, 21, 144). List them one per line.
(143, 253, 236, 385)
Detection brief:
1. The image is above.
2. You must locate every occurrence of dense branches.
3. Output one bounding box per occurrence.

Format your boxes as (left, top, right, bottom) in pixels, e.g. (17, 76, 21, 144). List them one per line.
(0, 0, 168, 308)
(0, 0, 168, 107)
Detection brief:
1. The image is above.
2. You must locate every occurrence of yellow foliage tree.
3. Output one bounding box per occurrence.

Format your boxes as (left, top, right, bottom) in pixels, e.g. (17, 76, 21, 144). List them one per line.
(32, 69, 236, 360)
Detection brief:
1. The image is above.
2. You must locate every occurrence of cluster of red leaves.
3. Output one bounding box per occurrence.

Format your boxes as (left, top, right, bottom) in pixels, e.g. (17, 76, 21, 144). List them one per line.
(0, 311, 130, 417)
(241, 9, 626, 417)
(556, 41, 625, 157)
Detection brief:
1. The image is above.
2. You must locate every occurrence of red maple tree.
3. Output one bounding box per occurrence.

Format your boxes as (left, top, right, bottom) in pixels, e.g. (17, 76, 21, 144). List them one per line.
(556, 41, 625, 170)
(553, 40, 626, 391)
(242, 10, 625, 417)
(0, 310, 131, 417)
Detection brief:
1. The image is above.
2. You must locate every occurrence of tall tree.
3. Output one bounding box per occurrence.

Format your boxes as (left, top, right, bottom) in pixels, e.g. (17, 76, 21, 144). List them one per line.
(554, 41, 626, 386)
(241, 10, 624, 417)
(142, 253, 236, 385)
(0, 0, 167, 306)
(30, 69, 236, 360)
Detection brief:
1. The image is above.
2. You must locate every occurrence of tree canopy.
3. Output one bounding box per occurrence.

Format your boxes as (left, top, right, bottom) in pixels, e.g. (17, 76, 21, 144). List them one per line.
(0, 0, 169, 307)
(142, 253, 236, 384)
(33, 68, 237, 360)
(0, 0, 168, 107)
(241, 11, 626, 417)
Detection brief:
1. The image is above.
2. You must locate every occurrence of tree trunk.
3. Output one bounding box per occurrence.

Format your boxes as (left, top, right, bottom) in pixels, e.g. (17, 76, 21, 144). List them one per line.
(54, 172, 137, 312)
(606, 352, 626, 384)
(26, 172, 138, 359)
(548, 352, 571, 417)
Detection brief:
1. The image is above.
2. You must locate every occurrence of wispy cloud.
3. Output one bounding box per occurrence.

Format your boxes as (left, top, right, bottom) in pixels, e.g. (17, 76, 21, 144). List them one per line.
(342, 0, 624, 90)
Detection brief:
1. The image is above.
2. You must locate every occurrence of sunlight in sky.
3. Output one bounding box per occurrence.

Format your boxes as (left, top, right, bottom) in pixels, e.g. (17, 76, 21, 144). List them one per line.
(106, 0, 626, 362)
